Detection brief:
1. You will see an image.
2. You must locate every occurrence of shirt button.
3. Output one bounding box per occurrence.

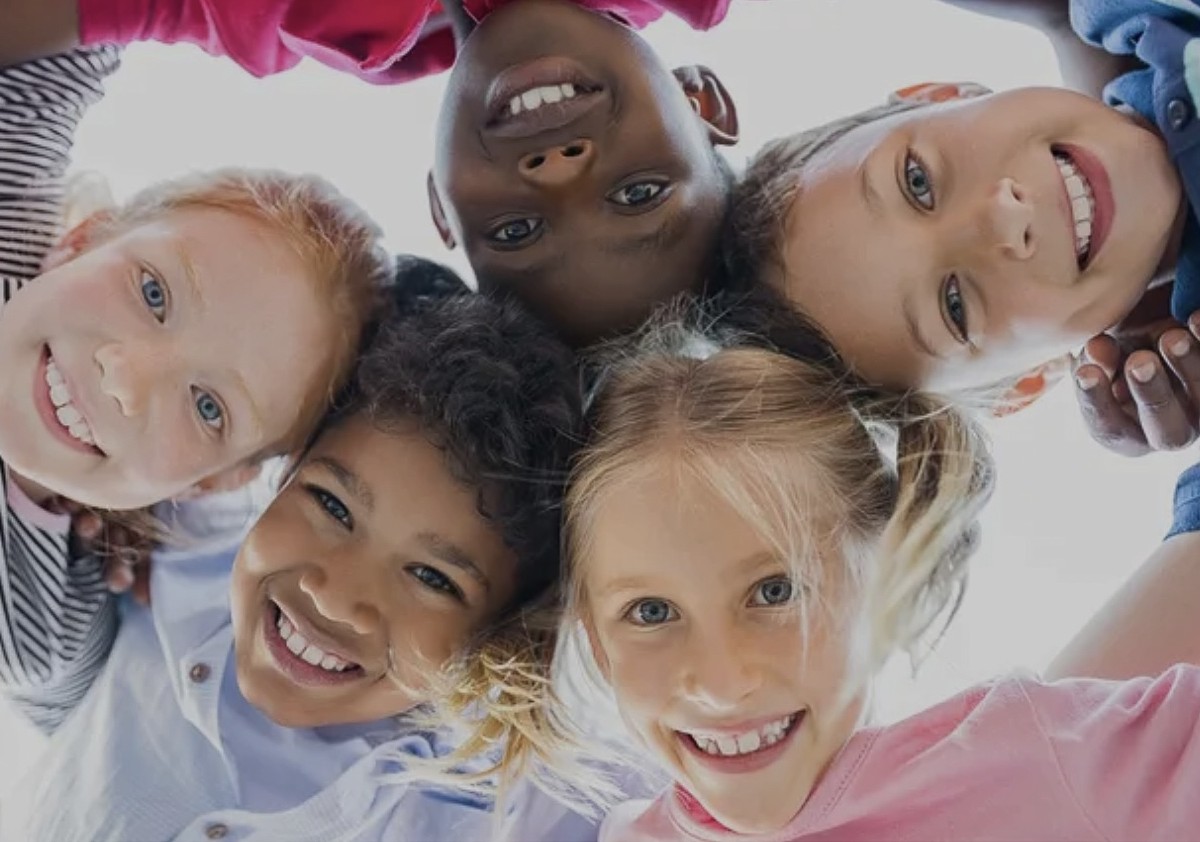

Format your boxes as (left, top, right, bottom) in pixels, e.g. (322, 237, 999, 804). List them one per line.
(204, 824, 229, 840)
(188, 662, 211, 683)
(1168, 97, 1191, 131)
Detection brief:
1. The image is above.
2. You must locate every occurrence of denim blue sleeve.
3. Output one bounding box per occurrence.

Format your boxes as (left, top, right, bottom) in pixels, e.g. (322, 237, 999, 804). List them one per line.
(1166, 463, 1200, 538)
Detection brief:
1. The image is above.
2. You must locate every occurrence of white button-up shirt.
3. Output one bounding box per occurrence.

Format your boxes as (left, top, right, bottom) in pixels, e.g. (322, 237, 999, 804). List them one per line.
(7, 491, 605, 841)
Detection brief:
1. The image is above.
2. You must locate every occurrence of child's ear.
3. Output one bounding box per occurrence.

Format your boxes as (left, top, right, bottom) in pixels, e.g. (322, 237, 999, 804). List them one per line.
(426, 171, 457, 250)
(672, 65, 739, 146)
(889, 81, 992, 106)
(41, 210, 113, 273)
(992, 354, 1072, 417)
(177, 462, 264, 500)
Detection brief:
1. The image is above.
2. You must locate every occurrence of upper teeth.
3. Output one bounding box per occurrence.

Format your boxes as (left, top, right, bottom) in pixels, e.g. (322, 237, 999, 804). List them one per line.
(276, 609, 355, 672)
(1055, 152, 1094, 263)
(507, 83, 579, 117)
(687, 713, 798, 758)
(45, 359, 96, 447)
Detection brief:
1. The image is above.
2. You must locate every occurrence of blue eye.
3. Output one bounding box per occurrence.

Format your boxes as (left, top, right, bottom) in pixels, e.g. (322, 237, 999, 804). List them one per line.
(751, 577, 795, 607)
(305, 484, 352, 528)
(942, 274, 969, 344)
(904, 152, 935, 210)
(487, 218, 542, 246)
(141, 272, 168, 321)
(409, 565, 463, 600)
(609, 180, 667, 208)
(625, 598, 677, 626)
(192, 388, 225, 430)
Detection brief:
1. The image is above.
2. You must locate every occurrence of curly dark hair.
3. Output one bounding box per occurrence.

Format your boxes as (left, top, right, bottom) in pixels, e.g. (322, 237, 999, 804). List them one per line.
(333, 257, 583, 607)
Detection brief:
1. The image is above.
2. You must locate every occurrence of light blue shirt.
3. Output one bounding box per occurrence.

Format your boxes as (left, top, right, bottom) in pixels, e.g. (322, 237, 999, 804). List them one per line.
(7, 491, 605, 841)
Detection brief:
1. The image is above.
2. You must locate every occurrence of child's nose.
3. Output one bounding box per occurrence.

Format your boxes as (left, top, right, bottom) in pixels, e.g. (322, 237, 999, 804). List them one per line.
(297, 566, 383, 637)
(983, 177, 1036, 261)
(680, 624, 763, 711)
(95, 342, 159, 416)
(518, 139, 595, 188)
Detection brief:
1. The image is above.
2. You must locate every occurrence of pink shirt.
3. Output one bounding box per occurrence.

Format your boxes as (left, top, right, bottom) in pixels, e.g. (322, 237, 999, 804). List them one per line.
(603, 666, 1200, 842)
(78, 0, 733, 84)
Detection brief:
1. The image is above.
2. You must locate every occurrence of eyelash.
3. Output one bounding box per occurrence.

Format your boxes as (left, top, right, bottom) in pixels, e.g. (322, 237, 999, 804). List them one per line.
(140, 269, 169, 322)
(941, 274, 970, 344)
(486, 217, 543, 248)
(607, 179, 670, 210)
(624, 598, 678, 627)
(407, 565, 465, 602)
(748, 576, 797, 607)
(304, 484, 353, 529)
(903, 150, 935, 211)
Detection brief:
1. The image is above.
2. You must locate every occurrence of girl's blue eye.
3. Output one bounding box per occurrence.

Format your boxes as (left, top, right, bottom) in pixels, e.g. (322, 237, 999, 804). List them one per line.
(942, 274, 969, 344)
(141, 272, 167, 321)
(751, 577, 795, 607)
(487, 217, 542, 246)
(193, 388, 225, 430)
(610, 181, 667, 208)
(306, 485, 352, 528)
(626, 598, 677, 626)
(409, 565, 463, 600)
(904, 152, 935, 210)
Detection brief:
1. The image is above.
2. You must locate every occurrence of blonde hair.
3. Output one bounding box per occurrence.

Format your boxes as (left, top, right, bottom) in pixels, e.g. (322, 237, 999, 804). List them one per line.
(569, 294, 994, 695)
(90, 168, 393, 453)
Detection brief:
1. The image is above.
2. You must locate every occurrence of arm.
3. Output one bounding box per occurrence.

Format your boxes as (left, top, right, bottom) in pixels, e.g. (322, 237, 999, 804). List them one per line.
(1046, 463, 1200, 681)
(0, 46, 123, 733)
(936, 0, 1139, 99)
(0, 0, 79, 67)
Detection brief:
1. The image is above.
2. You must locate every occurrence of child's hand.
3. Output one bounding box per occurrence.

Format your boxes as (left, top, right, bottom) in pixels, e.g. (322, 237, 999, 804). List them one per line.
(1074, 317, 1200, 456)
(47, 499, 153, 605)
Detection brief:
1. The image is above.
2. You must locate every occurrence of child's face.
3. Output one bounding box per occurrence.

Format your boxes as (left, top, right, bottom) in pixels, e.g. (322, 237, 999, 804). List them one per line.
(432, 0, 734, 344)
(230, 415, 518, 728)
(0, 208, 338, 508)
(775, 89, 1184, 392)
(581, 463, 863, 835)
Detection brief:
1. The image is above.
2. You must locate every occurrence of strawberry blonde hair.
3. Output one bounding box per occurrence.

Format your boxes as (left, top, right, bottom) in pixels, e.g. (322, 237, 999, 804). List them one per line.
(90, 168, 393, 452)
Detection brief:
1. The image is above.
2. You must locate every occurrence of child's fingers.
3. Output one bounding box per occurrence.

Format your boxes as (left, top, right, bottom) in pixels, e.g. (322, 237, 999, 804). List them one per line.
(1083, 334, 1123, 379)
(1160, 328, 1200, 409)
(1124, 350, 1197, 452)
(71, 510, 103, 541)
(1074, 362, 1150, 457)
(103, 558, 135, 594)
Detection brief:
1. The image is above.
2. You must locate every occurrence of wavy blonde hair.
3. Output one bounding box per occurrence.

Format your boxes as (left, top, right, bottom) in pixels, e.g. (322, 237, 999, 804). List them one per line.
(567, 293, 995, 700)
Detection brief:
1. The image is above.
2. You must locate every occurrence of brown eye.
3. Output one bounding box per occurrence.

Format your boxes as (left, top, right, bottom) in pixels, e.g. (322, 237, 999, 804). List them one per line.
(487, 217, 542, 246)
(609, 180, 668, 208)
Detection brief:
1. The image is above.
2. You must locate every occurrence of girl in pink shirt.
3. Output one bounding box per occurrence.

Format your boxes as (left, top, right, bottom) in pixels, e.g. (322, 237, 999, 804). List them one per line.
(537, 295, 1200, 841)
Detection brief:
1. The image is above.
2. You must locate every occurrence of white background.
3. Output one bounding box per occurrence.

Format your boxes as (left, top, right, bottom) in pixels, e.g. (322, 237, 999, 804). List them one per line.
(2, 0, 1195, 810)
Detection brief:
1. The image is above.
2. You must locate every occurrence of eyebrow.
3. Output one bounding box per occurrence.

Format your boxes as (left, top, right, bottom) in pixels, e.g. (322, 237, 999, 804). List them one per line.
(859, 161, 883, 219)
(602, 209, 688, 257)
(173, 245, 206, 311)
(311, 456, 375, 511)
(902, 294, 944, 360)
(227, 370, 266, 441)
(416, 532, 490, 590)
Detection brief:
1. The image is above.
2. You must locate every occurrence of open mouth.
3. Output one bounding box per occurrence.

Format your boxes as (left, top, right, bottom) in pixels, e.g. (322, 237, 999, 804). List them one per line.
(1052, 144, 1112, 273)
(677, 711, 805, 773)
(483, 57, 605, 138)
(1053, 149, 1095, 269)
(37, 347, 104, 455)
(264, 601, 365, 687)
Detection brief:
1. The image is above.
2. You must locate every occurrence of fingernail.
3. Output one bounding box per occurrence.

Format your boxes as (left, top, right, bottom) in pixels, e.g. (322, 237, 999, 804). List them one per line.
(1075, 370, 1099, 391)
(1170, 336, 1191, 357)
(1130, 362, 1156, 383)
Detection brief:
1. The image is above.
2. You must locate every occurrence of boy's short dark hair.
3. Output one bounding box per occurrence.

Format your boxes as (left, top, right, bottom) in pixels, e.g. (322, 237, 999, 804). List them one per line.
(338, 256, 583, 604)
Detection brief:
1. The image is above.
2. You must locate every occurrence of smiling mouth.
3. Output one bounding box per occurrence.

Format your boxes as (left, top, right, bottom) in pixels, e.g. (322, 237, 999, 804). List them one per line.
(264, 601, 366, 686)
(40, 347, 105, 455)
(681, 712, 802, 758)
(1053, 149, 1096, 269)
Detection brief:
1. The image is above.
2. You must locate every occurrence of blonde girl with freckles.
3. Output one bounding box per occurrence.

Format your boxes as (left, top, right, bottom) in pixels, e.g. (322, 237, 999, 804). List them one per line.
(0, 47, 391, 733)
(504, 294, 1200, 841)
